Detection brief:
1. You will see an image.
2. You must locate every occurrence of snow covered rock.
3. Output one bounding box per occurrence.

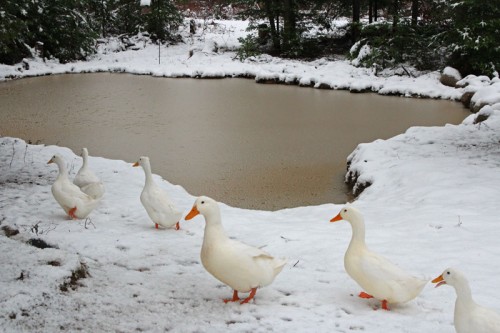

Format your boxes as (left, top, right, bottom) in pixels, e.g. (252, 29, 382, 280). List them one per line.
(470, 82, 500, 113)
(440, 66, 462, 87)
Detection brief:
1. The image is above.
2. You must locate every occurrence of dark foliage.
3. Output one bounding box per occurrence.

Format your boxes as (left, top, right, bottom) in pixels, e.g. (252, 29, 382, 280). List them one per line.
(0, 0, 498, 77)
(0, 0, 183, 64)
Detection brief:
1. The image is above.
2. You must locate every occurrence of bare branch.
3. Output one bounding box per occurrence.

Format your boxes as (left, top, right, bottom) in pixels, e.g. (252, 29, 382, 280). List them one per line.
(84, 218, 96, 229)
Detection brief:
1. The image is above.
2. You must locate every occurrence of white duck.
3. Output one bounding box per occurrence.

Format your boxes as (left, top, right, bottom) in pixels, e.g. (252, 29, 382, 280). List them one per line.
(48, 154, 100, 219)
(73, 148, 105, 200)
(330, 206, 427, 310)
(432, 268, 500, 333)
(185, 196, 286, 304)
(133, 156, 182, 230)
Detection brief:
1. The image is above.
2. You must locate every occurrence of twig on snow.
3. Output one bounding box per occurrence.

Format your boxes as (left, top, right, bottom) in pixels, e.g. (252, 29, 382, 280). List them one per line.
(9, 140, 17, 168)
(84, 218, 96, 229)
(30, 221, 57, 236)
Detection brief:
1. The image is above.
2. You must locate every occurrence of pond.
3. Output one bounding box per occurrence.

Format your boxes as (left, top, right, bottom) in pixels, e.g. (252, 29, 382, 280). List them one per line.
(0, 73, 469, 210)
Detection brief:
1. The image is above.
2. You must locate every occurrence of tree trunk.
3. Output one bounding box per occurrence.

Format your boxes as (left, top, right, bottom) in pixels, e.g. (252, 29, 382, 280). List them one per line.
(374, 0, 378, 21)
(352, 0, 361, 43)
(411, 0, 418, 26)
(392, 0, 398, 32)
(283, 0, 296, 51)
(369, 0, 373, 23)
(263, 0, 280, 52)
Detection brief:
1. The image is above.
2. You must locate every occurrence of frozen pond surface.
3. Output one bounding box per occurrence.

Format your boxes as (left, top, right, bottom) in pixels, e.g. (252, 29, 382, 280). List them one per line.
(0, 73, 469, 209)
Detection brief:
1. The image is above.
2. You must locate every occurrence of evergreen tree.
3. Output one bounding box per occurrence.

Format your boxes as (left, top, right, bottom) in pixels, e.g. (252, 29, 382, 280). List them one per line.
(26, 0, 98, 63)
(114, 0, 144, 36)
(0, 0, 31, 64)
(145, 0, 183, 42)
(445, 0, 500, 76)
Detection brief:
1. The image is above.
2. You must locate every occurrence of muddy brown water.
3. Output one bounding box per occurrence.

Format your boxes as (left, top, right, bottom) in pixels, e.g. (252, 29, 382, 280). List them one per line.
(0, 73, 469, 210)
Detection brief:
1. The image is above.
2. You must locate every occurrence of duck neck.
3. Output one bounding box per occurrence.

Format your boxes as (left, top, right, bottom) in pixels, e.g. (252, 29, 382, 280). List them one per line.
(203, 209, 227, 243)
(347, 214, 366, 247)
(454, 278, 475, 309)
(81, 150, 89, 169)
(142, 162, 154, 186)
(56, 159, 69, 181)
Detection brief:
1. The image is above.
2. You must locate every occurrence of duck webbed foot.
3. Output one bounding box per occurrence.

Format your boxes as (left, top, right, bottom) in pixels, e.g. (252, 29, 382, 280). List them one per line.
(223, 290, 240, 303)
(68, 207, 78, 219)
(358, 291, 374, 299)
(240, 288, 257, 304)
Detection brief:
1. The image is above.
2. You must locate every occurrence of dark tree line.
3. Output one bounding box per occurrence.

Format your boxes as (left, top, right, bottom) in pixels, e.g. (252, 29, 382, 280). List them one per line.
(235, 0, 499, 75)
(0, 0, 182, 64)
(1, 0, 498, 76)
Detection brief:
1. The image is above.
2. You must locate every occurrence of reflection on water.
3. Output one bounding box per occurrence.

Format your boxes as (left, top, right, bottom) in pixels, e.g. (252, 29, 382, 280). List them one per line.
(0, 74, 469, 210)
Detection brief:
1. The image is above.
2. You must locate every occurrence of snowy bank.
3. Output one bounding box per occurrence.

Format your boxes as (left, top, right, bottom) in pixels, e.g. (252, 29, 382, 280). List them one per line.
(0, 19, 464, 101)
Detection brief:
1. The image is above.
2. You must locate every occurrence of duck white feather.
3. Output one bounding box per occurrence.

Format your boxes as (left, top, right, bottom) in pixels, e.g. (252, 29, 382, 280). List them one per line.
(73, 148, 105, 199)
(185, 196, 286, 304)
(433, 268, 500, 333)
(133, 156, 182, 230)
(330, 206, 427, 310)
(48, 154, 99, 219)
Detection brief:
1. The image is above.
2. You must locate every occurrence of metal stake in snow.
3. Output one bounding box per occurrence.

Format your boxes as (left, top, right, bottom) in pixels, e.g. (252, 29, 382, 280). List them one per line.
(157, 0, 160, 64)
(139, 0, 160, 64)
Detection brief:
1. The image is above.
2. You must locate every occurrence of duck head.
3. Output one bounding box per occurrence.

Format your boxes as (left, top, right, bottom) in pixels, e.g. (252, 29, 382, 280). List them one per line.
(330, 205, 362, 223)
(133, 156, 150, 168)
(185, 196, 219, 221)
(47, 154, 63, 166)
(432, 268, 466, 288)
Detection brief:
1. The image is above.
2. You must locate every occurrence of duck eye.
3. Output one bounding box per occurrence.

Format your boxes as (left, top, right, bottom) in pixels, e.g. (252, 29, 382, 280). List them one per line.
(201, 201, 205, 204)
(343, 209, 347, 212)
(447, 271, 450, 275)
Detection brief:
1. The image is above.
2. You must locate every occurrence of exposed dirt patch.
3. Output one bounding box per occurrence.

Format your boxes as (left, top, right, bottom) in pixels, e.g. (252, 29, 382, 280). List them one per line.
(26, 238, 57, 249)
(59, 262, 90, 292)
(2, 225, 19, 237)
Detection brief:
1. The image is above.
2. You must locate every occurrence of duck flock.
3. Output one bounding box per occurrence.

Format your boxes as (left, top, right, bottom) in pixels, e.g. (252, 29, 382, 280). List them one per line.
(44, 147, 500, 333)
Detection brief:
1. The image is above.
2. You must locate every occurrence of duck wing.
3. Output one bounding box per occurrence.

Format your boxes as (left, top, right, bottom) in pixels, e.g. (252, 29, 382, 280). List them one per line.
(357, 249, 426, 302)
(141, 185, 182, 220)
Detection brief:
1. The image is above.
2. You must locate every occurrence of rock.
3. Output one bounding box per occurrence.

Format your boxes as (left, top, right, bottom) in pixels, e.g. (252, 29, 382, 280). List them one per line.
(470, 84, 500, 113)
(460, 91, 474, 108)
(440, 66, 462, 87)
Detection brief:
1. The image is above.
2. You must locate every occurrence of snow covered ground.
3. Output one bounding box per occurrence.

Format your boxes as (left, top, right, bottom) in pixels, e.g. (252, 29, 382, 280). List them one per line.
(2, 18, 500, 333)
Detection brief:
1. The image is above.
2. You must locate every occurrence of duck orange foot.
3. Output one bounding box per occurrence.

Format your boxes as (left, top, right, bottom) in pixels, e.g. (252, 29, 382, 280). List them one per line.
(223, 290, 240, 303)
(175, 222, 180, 230)
(358, 292, 374, 299)
(240, 288, 257, 304)
(68, 207, 78, 219)
(223, 288, 257, 305)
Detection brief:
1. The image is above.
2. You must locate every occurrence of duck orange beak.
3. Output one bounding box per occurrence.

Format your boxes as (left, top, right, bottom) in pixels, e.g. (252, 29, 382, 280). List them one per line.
(432, 274, 446, 288)
(47, 158, 54, 164)
(132, 162, 139, 167)
(330, 212, 342, 222)
(185, 206, 200, 220)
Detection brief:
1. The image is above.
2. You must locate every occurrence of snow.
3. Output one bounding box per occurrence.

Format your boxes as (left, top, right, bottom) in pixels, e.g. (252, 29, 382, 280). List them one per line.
(351, 44, 372, 67)
(443, 66, 462, 81)
(470, 81, 500, 109)
(2, 18, 500, 333)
